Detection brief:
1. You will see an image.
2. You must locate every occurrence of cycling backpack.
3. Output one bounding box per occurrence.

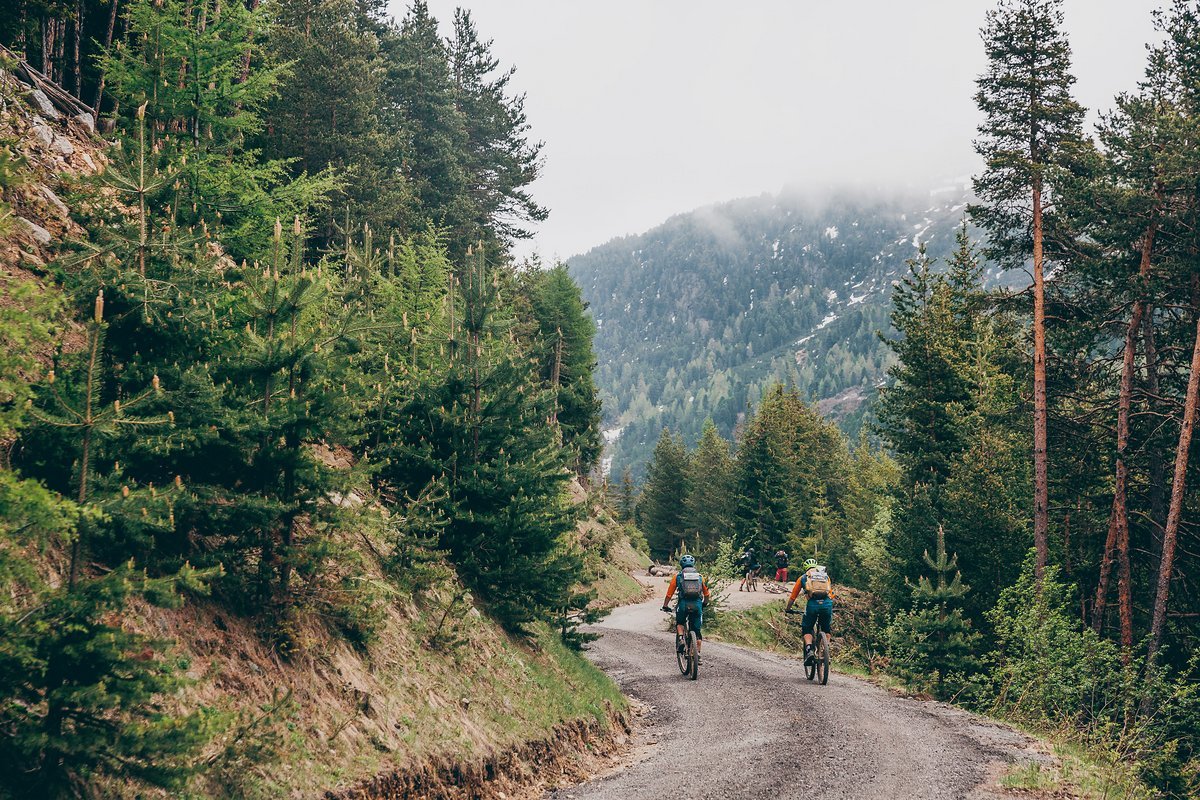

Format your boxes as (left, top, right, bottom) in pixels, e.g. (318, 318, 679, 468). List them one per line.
(679, 568, 705, 600)
(805, 567, 832, 600)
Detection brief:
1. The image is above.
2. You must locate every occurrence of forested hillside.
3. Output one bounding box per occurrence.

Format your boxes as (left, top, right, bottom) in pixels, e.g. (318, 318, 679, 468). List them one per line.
(628, 1, 1200, 795)
(0, 1, 622, 797)
(569, 185, 1021, 477)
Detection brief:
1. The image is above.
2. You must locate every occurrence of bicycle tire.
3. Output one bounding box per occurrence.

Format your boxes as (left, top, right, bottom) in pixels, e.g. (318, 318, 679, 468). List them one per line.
(676, 632, 688, 675)
(687, 630, 699, 680)
(817, 631, 830, 685)
(804, 644, 816, 681)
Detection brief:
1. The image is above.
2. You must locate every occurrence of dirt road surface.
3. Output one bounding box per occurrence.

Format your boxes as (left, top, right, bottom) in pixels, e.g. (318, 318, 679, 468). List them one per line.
(548, 577, 1046, 800)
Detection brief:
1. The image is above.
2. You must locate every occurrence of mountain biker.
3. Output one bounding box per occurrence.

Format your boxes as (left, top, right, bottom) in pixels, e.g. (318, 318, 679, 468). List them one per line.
(774, 549, 789, 583)
(737, 547, 760, 591)
(784, 558, 834, 665)
(662, 554, 712, 660)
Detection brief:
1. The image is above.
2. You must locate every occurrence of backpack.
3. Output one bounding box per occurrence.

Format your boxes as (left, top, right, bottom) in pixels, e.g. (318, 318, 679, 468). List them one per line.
(679, 568, 705, 600)
(805, 567, 832, 600)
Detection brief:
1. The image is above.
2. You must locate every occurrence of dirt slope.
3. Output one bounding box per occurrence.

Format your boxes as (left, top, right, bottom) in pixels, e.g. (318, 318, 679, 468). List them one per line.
(550, 593, 1049, 800)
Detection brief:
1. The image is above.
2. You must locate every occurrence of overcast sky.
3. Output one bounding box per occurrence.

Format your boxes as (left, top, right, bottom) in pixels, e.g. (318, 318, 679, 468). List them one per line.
(388, 0, 1163, 261)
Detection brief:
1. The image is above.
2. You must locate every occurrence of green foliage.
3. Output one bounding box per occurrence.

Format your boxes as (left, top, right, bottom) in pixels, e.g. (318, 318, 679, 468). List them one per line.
(979, 552, 1120, 726)
(522, 264, 603, 473)
(0, 563, 219, 798)
(637, 428, 688, 560)
(885, 525, 982, 698)
(682, 419, 735, 554)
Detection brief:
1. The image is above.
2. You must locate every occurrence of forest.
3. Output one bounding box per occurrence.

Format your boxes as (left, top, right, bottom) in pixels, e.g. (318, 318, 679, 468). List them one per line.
(630, 0, 1200, 794)
(0, 0, 606, 796)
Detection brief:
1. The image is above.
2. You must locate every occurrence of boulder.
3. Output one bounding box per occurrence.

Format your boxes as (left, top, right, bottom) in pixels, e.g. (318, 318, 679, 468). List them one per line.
(16, 216, 52, 246)
(24, 89, 60, 120)
(30, 123, 53, 148)
(51, 134, 74, 157)
(74, 112, 95, 132)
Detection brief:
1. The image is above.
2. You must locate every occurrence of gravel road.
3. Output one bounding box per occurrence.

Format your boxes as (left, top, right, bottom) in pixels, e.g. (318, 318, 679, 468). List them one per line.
(548, 586, 1047, 800)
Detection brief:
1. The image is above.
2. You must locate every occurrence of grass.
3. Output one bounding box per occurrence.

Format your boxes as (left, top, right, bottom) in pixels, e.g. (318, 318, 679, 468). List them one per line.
(1001, 739, 1156, 800)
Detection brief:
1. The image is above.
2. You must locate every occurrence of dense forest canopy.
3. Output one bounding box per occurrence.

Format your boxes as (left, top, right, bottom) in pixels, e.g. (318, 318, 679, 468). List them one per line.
(0, 0, 603, 794)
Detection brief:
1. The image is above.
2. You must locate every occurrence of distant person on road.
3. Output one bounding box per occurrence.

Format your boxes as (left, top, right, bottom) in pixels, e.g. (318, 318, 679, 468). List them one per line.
(662, 554, 712, 661)
(738, 547, 760, 591)
(784, 558, 834, 665)
(774, 549, 789, 583)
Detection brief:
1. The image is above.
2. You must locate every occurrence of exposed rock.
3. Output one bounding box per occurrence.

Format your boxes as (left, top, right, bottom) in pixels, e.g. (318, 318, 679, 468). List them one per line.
(15, 216, 52, 245)
(40, 185, 70, 219)
(51, 134, 74, 157)
(74, 112, 94, 132)
(30, 123, 53, 148)
(24, 88, 60, 119)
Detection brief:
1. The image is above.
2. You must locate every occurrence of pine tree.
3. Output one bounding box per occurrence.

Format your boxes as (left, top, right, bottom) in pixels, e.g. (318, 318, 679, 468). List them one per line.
(885, 525, 982, 699)
(523, 264, 602, 473)
(683, 419, 735, 554)
(638, 428, 689, 560)
(971, 0, 1087, 579)
(0, 563, 218, 798)
(447, 8, 547, 247)
(379, 0, 470, 253)
(615, 466, 637, 523)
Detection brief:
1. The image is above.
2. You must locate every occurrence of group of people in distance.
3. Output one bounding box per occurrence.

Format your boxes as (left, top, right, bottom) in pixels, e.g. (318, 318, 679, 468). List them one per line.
(660, 548, 834, 666)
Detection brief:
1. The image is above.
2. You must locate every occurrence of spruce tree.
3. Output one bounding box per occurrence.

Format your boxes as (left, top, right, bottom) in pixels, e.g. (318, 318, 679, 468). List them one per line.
(886, 525, 982, 699)
(683, 419, 735, 553)
(971, 0, 1087, 579)
(523, 264, 602, 474)
(638, 428, 689, 560)
(615, 466, 637, 523)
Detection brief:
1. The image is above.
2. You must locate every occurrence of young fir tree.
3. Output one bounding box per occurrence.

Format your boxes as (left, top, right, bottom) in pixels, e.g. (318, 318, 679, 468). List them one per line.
(522, 264, 603, 474)
(885, 525, 982, 699)
(0, 563, 218, 799)
(615, 466, 638, 523)
(682, 419, 735, 554)
(379, 248, 578, 629)
(971, 0, 1087, 579)
(638, 428, 689, 560)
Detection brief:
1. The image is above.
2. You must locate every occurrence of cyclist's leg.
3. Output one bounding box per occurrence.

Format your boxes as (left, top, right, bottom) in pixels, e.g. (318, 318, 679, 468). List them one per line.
(674, 604, 687, 645)
(801, 604, 818, 647)
(691, 605, 703, 652)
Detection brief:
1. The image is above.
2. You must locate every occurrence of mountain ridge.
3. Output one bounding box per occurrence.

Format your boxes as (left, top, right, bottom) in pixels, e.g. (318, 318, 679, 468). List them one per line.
(567, 181, 989, 477)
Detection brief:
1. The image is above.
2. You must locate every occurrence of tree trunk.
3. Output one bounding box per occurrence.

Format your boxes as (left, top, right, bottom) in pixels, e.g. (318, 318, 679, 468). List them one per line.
(72, 0, 83, 97)
(1094, 198, 1159, 662)
(1143, 309, 1168, 572)
(92, 0, 120, 113)
(239, 0, 261, 82)
(1031, 183, 1050, 581)
(1146, 310, 1200, 669)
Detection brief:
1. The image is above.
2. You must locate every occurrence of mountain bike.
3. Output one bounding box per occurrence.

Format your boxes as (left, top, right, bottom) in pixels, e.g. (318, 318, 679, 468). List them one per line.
(785, 607, 830, 685)
(664, 606, 699, 680)
(742, 566, 759, 592)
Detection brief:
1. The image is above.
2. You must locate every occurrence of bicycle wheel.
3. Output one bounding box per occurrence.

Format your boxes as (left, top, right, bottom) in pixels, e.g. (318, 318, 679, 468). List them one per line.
(817, 631, 830, 685)
(804, 640, 816, 681)
(676, 632, 689, 675)
(687, 630, 699, 680)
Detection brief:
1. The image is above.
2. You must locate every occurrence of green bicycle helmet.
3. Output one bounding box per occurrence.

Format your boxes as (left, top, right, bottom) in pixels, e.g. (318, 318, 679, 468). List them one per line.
(679, 554, 696, 568)
(802, 558, 818, 570)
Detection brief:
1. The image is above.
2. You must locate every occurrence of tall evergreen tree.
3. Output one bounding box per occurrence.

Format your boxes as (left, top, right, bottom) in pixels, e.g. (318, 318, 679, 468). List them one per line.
(682, 419, 735, 553)
(639, 428, 689, 559)
(971, 0, 1087, 579)
(523, 264, 602, 474)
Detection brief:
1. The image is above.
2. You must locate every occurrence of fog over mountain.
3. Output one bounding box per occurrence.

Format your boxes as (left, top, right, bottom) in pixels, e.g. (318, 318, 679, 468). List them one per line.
(569, 180, 1001, 477)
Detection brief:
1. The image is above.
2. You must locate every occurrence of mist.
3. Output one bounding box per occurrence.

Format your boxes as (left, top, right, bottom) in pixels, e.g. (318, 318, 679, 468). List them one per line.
(399, 0, 1162, 261)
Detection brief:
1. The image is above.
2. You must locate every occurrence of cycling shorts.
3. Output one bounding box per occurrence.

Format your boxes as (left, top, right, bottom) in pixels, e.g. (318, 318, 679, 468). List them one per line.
(802, 599, 832, 637)
(675, 600, 704, 639)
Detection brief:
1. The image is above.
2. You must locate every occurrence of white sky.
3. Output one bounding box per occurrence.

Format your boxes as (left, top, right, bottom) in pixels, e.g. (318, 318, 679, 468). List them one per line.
(389, 0, 1163, 261)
